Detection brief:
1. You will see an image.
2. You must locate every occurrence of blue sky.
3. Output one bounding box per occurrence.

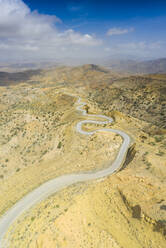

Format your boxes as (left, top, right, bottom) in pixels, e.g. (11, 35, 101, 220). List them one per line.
(0, 0, 166, 62)
(26, 1, 166, 33)
(26, 1, 166, 20)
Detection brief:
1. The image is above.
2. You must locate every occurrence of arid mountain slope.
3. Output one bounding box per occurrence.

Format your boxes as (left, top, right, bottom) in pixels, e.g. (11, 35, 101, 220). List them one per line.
(87, 74, 166, 128)
(0, 70, 42, 86)
(0, 64, 166, 248)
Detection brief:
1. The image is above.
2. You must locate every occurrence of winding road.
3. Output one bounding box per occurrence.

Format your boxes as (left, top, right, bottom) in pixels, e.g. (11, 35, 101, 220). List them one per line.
(0, 96, 131, 247)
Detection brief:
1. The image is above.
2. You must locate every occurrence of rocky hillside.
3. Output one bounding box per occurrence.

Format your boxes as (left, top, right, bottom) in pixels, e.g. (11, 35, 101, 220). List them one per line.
(0, 70, 41, 86)
(87, 73, 166, 129)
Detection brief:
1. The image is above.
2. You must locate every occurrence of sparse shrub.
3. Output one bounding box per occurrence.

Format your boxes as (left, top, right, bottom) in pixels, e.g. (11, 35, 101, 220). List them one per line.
(145, 161, 152, 169)
(160, 205, 166, 210)
(161, 141, 166, 148)
(57, 142, 62, 149)
(154, 135, 164, 143)
(156, 151, 164, 156)
(31, 216, 35, 221)
(148, 142, 155, 146)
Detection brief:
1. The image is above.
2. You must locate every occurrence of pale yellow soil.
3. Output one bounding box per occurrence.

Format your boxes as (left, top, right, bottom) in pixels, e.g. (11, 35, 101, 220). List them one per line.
(0, 65, 166, 247)
(4, 101, 166, 248)
(0, 87, 121, 216)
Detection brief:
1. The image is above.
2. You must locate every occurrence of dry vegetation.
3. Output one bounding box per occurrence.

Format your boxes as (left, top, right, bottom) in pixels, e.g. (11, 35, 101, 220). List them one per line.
(0, 65, 166, 247)
(88, 75, 166, 128)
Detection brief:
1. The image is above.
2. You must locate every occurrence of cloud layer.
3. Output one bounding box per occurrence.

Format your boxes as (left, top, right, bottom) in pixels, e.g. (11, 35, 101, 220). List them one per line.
(107, 27, 134, 36)
(0, 0, 101, 61)
(0, 0, 165, 62)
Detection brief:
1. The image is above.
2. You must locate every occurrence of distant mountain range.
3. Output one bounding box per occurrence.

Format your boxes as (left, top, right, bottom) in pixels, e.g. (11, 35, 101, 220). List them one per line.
(103, 58, 166, 74)
(0, 61, 60, 72)
(0, 58, 166, 74)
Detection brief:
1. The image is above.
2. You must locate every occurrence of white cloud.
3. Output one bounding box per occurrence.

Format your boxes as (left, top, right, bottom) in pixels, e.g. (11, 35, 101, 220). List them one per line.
(104, 47, 111, 52)
(0, 0, 101, 61)
(107, 27, 134, 36)
(0, 0, 165, 63)
(57, 30, 101, 46)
